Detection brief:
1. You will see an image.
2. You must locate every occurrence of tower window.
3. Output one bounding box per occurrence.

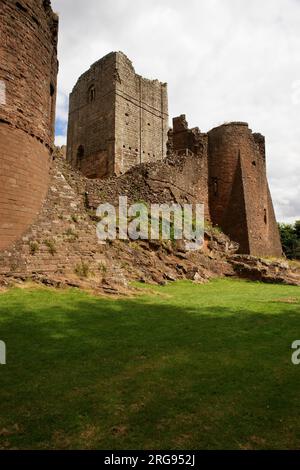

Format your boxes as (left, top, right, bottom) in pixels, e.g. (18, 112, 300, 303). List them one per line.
(212, 177, 218, 196)
(16, 2, 28, 13)
(88, 85, 96, 103)
(264, 208, 267, 224)
(49, 83, 55, 130)
(77, 145, 84, 167)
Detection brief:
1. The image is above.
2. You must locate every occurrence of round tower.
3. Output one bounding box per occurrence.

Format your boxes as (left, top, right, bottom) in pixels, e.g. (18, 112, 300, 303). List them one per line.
(0, 0, 58, 251)
(208, 122, 282, 256)
(208, 122, 254, 229)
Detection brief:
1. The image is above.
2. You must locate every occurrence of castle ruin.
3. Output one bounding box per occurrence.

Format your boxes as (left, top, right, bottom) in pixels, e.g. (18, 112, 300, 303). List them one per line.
(67, 52, 168, 178)
(0, 2, 282, 261)
(0, 0, 58, 251)
(170, 116, 282, 256)
(67, 54, 282, 257)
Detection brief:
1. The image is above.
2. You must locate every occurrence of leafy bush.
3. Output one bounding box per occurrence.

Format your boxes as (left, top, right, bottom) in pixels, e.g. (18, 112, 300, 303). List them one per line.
(278, 221, 300, 259)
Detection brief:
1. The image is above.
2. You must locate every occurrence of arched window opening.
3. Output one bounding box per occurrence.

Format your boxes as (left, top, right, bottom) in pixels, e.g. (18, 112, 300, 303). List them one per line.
(77, 145, 84, 168)
(88, 85, 96, 103)
(16, 2, 28, 13)
(49, 83, 55, 131)
(212, 177, 218, 196)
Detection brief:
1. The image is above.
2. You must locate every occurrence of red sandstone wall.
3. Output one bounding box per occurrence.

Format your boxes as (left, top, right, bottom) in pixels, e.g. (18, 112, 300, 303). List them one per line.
(169, 115, 210, 219)
(0, 0, 58, 251)
(208, 123, 282, 256)
(0, 125, 50, 250)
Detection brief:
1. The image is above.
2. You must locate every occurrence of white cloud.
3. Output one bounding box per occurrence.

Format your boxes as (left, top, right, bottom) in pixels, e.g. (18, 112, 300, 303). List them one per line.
(55, 135, 67, 147)
(56, 91, 69, 123)
(51, 0, 300, 223)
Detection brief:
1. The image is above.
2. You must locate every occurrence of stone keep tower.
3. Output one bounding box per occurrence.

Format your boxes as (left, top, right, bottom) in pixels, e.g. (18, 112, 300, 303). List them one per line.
(67, 52, 169, 178)
(0, 0, 58, 251)
(207, 122, 282, 257)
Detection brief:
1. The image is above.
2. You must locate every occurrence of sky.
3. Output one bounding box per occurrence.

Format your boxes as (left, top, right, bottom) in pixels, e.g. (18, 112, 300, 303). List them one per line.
(51, 0, 300, 223)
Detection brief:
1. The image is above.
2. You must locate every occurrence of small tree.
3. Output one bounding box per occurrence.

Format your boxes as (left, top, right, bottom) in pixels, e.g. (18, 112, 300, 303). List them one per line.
(278, 221, 300, 259)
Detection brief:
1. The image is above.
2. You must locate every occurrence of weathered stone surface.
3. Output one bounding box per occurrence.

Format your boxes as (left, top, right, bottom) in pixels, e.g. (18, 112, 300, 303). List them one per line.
(0, 155, 296, 294)
(0, 13, 284, 264)
(0, 155, 234, 292)
(0, 0, 58, 251)
(208, 123, 282, 257)
(67, 84, 283, 258)
(229, 255, 300, 286)
(67, 52, 168, 178)
(169, 116, 282, 257)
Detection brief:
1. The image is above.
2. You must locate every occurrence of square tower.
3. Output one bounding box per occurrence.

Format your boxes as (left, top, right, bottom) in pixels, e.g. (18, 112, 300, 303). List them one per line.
(67, 52, 169, 178)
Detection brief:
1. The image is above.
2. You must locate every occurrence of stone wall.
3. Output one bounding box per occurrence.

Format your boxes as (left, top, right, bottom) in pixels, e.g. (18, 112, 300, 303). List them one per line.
(168, 117, 282, 257)
(1, 155, 296, 290)
(67, 52, 168, 178)
(66, 53, 116, 179)
(0, 154, 235, 291)
(86, 151, 211, 222)
(167, 115, 209, 217)
(114, 52, 169, 173)
(0, 0, 58, 251)
(207, 122, 282, 256)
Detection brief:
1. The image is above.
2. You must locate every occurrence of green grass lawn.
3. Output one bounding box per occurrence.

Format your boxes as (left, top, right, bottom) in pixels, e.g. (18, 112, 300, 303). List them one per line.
(0, 279, 300, 450)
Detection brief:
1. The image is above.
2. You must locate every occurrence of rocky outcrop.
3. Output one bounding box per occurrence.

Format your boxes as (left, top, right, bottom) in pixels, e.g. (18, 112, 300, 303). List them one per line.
(229, 255, 300, 286)
(0, 153, 232, 293)
(0, 153, 298, 294)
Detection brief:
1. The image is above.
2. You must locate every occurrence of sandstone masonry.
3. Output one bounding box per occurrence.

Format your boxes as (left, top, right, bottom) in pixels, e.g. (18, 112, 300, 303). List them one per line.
(0, 6, 283, 262)
(0, 0, 58, 251)
(66, 51, 282, 257)
(67, 52, 169, 178)
(169, 116, 283, 257)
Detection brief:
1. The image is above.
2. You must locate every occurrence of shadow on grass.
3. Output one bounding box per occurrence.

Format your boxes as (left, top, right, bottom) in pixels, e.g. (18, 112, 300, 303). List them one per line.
(0, 286, 300, 449)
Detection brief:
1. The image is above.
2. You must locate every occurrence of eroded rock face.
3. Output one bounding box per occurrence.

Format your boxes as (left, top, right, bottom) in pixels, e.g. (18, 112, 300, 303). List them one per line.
(0, 155, 233, 293)
(229, 255, 300, 286)
(0, 154, 297, 295)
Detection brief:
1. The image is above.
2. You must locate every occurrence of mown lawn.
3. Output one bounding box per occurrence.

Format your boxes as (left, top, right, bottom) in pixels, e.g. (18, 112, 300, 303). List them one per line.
(0, 279, 300, 450)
